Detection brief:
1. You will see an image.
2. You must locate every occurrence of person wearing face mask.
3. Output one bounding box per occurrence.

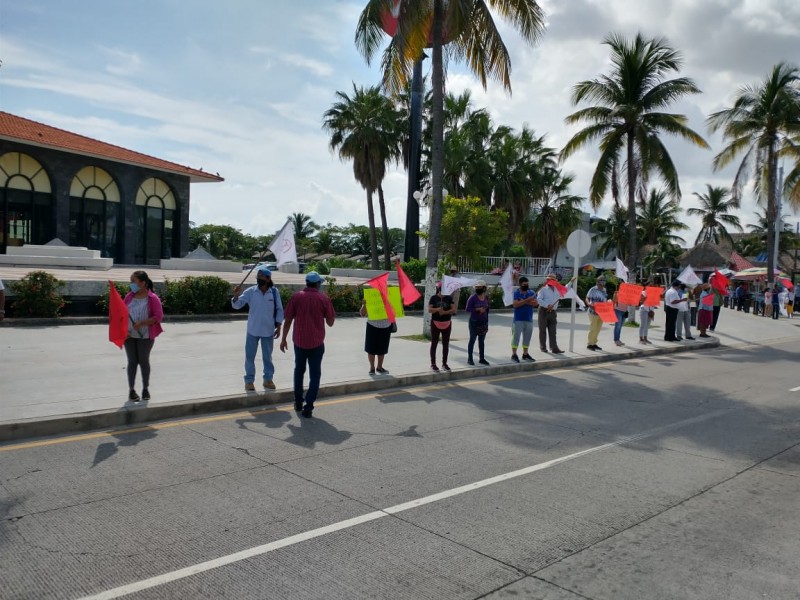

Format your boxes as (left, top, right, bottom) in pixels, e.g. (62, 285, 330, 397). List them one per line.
(585, 276, 608, 351)
(465, 280, 490, 366)
(232, 267, 284, 391)
(123, 270, 163, 402)
(511, 276, 538, 362)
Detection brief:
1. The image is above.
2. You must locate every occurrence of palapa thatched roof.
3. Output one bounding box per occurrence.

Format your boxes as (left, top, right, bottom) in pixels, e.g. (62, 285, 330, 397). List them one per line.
(678, 241, 731, 270)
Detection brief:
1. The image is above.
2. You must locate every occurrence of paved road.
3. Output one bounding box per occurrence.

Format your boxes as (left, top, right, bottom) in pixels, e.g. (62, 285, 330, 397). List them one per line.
(1, 337, 798, 599)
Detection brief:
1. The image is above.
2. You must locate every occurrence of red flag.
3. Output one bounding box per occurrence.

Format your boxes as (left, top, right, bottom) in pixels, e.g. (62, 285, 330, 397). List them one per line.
(711, 269, 729, 295)
(701, 293, 714, 307)
(593, 301, 618, 324)
(108, 281, 128, 349)
(777, 276, 794, 290)
(365, 272, 396, 323)
(545, 279, 568, 297)
(395, 259, 421, 306)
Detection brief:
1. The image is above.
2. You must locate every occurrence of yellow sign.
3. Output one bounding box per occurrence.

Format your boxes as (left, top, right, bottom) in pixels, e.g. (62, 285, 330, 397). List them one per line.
(364, 287, 405, 320)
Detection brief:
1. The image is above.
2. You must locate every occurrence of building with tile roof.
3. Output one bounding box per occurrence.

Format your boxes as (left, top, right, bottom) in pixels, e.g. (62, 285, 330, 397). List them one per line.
(0, 111, 222, 264)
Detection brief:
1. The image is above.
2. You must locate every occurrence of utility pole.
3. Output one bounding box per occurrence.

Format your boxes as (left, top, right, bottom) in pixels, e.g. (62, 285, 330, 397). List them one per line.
(774, 165, 783, 277)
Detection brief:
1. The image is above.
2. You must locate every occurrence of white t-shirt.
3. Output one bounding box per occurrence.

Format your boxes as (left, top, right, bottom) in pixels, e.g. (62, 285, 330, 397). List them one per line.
(677, 291, 689, 312)
(664, 287, 680, 307)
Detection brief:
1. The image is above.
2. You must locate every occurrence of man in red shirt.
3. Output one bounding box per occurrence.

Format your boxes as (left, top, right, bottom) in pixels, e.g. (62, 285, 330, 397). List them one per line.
(280, 271, 336, 417)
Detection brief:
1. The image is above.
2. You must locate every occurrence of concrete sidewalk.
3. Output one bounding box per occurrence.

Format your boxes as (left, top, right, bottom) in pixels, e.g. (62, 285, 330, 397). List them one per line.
(0, 305, 796, 441)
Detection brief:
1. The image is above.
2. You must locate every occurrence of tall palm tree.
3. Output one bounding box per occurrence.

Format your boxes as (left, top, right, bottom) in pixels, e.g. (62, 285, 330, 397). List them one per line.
(290, 212, 317, 241)
(560, 32, 709, 268)
(355, 0, 546, 333)
(642, 238, 683, 278)
(707, 61, 800, 285)
(636, 188, 687, 245)
(747, 209, 796, 255)
(687, 185, 743, 245)
(323, 84, 400, 269)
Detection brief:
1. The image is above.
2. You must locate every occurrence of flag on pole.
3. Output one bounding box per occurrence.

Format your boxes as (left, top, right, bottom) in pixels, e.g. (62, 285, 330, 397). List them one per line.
(269, 220, 297, 267)
(364, 272, 396, 323)
(108, 281, 128, 349)
(500, 263, 514, 306)
(701, 293, 714, 307)
(442, 275, 478, 296)
(777, 276, 794, 290)
(677, 265, 702, 285)
(395, 259, 421, 305)
(545, 278, 568, 297)
(710, 268, 730, 295)
(615, 258, 629, 282)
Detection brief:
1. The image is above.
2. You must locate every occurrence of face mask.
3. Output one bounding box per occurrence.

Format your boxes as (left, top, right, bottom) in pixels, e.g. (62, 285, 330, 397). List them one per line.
(129, 282, 140, 293)
(257, 278, 269, 288)
(520, 284, 528, 290)
(475, 288, 486, 294)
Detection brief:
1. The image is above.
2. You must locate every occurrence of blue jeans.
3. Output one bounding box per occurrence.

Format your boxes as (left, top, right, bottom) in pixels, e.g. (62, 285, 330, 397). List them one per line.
(244, 334, 275, 384)
(613, 309, 626, 341)
(294, 344, 325, 409)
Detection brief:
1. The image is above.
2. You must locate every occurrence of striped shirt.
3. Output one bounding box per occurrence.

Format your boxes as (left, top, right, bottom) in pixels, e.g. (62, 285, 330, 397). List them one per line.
(127, 297, 150, 339)
(284, 287, 336, 349)
(586, 286, 607, 315)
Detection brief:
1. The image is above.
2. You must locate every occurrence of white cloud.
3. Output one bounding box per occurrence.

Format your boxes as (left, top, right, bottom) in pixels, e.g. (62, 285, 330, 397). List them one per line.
(279, 53, 334, 77)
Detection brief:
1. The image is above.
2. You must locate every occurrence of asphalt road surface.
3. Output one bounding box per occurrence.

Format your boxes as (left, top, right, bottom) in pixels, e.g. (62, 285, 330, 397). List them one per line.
(1, 338, 798, 600)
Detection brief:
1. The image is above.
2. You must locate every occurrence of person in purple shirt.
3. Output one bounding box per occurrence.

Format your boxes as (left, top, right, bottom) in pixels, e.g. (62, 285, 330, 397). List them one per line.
(465, 280, 490, 366)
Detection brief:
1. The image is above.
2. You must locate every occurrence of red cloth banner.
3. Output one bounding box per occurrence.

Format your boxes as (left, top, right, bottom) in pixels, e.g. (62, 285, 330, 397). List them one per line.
(701, 294, 714, 307)
(711, 269, 730, 295)
(617, 282, 643, 306)
(545, 279, 568, 297)
(108, 281, 128, 349)
(365, 272, 396, 323)
(593, 301, 618, 323)
(395, 259, 422, 305)
(777, 276, 794, 290)
(643, 286, 664, 307)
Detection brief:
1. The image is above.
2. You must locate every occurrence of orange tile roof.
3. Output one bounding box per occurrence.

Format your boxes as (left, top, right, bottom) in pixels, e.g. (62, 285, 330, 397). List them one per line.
(0, 111, 223, 183)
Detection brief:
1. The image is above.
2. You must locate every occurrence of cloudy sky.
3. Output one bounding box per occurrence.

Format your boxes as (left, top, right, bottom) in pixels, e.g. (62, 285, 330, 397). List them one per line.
(2, 0, 799, 245)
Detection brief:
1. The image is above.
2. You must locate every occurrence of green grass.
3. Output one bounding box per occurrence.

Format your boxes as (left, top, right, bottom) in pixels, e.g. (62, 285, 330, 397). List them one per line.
(396, 334, 430, 342)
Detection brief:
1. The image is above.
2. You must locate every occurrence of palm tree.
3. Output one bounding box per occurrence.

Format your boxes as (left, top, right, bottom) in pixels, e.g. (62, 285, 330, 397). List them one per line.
(747, 209, 796, 255)
(592, 205, 629, 261)
(355, 0, 546, 333)
(290, 212, 317, 240)
(707, 61, 800, 285)
(687, 185, 743, 245)
(519, 168, 584, 260)
(560, 32, 709, 268)
(323, 84, 400, 269)
(642, 238, 683, 278)
(637, 188, 687, 245)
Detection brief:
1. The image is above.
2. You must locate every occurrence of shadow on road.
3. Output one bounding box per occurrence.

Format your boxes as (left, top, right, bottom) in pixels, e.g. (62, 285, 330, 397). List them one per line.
(91, 426, 159, 468)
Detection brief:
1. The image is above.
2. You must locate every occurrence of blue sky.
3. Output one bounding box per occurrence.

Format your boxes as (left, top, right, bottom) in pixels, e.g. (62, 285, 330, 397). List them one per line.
(2, 0, 799, 244)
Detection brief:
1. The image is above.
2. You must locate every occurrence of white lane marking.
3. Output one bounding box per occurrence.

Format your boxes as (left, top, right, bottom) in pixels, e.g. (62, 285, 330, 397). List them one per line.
(77, 409, 729, 600)
(791, 386, 800, 392)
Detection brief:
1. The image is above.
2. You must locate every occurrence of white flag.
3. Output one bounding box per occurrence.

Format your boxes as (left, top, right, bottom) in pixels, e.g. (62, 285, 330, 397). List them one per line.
(564, 281, 586, 310)
(677, 265, 702, 285)
(269, 221, 297, 267)
(500, 263, 514, 306)
(615, 258, 629, 282)
(442, 275, 478, 296)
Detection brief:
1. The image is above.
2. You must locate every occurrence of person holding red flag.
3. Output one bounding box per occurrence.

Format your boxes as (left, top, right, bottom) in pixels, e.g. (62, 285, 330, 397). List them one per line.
(709, 270, 728, 331)
(698, 282, 714, 337)
(360, 272, 395, 376)
(123, 271, 163, 402)
(536, 275, 565, 354)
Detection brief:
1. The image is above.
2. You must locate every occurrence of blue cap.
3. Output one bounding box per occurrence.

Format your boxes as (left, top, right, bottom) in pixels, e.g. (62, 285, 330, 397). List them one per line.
(305, 271, 323, 284)
(258, 267, 272, 277)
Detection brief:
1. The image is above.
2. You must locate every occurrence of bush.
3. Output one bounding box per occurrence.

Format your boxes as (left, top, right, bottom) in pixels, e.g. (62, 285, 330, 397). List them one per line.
(10, 271, 66, 318)
(97, 281, 130, 314)
(162, 276, 231, 314)
(304, 261, 330, 275)
(399, 257, 426, 284)
(324, 278, 361, 313)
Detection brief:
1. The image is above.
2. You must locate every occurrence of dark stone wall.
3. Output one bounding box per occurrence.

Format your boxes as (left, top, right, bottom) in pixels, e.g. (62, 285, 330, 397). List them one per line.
(0, 139, 192, 263)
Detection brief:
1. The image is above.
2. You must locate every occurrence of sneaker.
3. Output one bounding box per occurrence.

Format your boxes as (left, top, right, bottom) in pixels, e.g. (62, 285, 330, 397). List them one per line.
(675, 337, 683, 341)
(244, 382, 256, 391)
(685, 336, 695, 340)
(263, 380, 276, 390)
(294, 400, 304, 411)
(128, 389, 140, 402)
(431, 364, 440, 372)
(521, 354, 535, 361)
(369, 368, 376, 376)
(479, 358, 490, 366)
(540, 347, 548, 353)
(301, 408, 313, 418)
(699, 333, 711, 338)
(442, 363, 451, 372)
(511, 354, 520, 363)
(141, 388, 151, 401)
(467, 358, 475, 366)
(376, 368, 389, 374)
(595, 345, 603, 351)
(551, 349, 565, 354)
(614, 340, 624, 346)
(587, 345, 596, 351)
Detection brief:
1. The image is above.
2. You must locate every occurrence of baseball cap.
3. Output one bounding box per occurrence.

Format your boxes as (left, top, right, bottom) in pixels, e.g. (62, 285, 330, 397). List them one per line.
(305, 271, 323, 284)
(474, 280, 486, 288)
(596, 276, 606, 283)
(257, 267, 272, 277)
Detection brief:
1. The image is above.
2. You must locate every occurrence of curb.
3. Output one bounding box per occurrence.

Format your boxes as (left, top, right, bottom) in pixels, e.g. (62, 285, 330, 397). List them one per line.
(0, 338, 720, 444)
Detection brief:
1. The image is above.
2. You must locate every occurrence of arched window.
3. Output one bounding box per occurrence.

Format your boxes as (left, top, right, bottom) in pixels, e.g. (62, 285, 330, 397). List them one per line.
(69, 166, 120, 258)
(0, 152, 54, 253)
(135, 177, 176, 264)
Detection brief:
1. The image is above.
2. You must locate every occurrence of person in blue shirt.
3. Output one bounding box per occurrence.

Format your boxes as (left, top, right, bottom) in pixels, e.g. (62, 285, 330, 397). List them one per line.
(511, 276, 538, 362)
(232, 267, 284, 391)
